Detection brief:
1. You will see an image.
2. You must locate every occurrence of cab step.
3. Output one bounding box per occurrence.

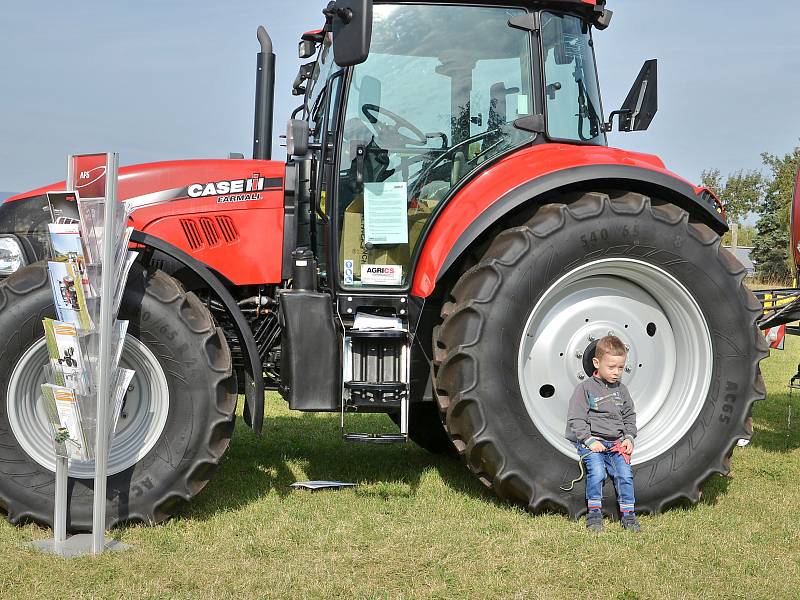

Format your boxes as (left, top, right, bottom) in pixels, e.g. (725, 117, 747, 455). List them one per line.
(341, 317, 411, 444)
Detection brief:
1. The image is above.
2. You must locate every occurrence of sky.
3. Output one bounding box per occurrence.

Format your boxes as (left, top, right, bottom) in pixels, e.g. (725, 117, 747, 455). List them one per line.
(0, 0, 798, 195)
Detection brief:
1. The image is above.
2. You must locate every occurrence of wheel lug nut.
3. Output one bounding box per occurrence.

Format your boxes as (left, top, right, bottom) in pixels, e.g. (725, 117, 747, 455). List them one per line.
(588, 334, 596, 342)
(575, 351, 583, 358)
(607, 330, 614, 336)
(577, 372, 585, 380)
(624, 345, 629, 351)
(625, 366, 632, 373)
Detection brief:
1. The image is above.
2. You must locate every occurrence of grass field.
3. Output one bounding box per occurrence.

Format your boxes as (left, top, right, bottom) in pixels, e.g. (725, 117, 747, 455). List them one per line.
(1, 342, 799, 599)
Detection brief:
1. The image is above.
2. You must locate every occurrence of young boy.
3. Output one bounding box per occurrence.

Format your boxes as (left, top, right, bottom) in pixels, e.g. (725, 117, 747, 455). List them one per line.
(566, 335, 640, 532)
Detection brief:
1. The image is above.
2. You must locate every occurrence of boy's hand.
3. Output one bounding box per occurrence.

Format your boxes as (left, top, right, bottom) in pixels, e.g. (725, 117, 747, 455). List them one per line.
(589, 441, 605, 452)
(620, 439, 633, 455)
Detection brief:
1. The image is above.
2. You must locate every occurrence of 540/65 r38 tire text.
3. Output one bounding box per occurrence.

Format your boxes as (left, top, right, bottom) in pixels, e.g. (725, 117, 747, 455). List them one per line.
(0, 262, 236, 530)
(433, 191, 767, 516)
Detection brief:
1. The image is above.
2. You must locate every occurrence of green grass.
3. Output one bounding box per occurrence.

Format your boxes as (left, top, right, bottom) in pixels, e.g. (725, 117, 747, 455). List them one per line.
(1, 345, 799, 599)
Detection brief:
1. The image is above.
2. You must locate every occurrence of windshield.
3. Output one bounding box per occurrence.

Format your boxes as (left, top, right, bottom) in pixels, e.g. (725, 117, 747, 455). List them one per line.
(541, 11, 605, 144)
(337, 3, 534, 288)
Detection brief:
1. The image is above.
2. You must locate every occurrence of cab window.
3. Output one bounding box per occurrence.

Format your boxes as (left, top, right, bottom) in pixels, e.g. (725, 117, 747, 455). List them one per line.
(337, 3, 534, 288)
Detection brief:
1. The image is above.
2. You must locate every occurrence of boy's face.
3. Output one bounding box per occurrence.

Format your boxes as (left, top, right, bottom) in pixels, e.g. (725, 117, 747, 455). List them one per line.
(592, 352, 627, 384)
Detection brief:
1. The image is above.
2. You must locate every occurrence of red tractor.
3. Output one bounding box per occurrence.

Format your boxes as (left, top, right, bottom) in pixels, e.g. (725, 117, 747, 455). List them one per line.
(0, 0, 765, 530)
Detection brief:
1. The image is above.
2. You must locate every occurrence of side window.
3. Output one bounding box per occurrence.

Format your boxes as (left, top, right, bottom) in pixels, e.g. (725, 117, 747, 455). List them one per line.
(541, 12, 605, 144)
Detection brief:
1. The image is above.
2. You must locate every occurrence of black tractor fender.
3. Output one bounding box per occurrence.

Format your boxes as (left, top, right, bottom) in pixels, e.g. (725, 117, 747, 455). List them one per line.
(437, 163, 727, 281)
(130, 230, 264, 435)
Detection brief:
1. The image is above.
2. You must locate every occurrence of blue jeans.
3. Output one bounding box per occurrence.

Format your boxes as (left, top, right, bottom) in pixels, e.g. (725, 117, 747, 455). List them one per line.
(577, 441, 635, 513)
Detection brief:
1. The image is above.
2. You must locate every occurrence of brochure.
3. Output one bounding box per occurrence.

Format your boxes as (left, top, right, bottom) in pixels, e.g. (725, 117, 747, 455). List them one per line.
(43, 318, 88, 392)
(46, 191, 81, 224)
(40, 383, 90, 461)
(47, 223, 84, 263)
(47, 261, 94, 331)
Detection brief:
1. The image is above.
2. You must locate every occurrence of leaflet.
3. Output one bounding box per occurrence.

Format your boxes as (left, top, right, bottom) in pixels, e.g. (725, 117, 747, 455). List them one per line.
(48, 223, 84, 263)
(47, 261, 94, 331)
(43, 318, 88, 392)
(364, 182, 409, 245)
(40, 383, 90, 461)
(46, 191, 80, 224)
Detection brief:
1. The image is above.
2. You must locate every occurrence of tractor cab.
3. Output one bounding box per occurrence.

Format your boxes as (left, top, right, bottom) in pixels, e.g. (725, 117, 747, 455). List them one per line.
(279, 0, 646, 440)
(292, 0, 616, 289)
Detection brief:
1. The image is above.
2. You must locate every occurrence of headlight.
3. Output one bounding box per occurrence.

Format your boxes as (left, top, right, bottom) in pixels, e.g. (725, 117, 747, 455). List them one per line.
(0, 236, 26, 275)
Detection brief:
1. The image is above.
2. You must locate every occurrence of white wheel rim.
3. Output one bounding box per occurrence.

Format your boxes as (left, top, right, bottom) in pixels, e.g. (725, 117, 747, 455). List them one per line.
(517, 258, 713, 465)
(7, 335, 170, 478)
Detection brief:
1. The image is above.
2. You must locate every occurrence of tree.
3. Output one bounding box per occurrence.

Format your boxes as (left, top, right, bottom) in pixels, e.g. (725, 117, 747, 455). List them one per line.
(760, 147, 800, 230)
(751, 190, 790, 280)
(721, 224, 756, 247)
(700, 168, 763, 224)
(752, 147, 800, 278)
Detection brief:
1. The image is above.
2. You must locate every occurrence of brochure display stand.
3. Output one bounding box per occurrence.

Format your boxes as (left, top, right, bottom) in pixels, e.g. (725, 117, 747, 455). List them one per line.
(30, 153, 137, 557)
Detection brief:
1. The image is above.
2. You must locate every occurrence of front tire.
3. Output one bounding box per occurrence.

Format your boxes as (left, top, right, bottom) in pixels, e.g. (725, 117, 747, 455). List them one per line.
(0, 263, 236, 530)
(433, 192, 767, 516)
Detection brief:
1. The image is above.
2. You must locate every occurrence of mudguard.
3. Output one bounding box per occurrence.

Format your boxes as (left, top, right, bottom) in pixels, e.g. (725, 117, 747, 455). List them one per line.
(411, 144, 725, 297)
(131, 230, 264, 435)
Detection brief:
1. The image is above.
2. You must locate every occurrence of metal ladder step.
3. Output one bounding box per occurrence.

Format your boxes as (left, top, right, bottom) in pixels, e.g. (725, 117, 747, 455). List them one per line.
(344, 381, 407, 392)
(342, 432, 407, 444)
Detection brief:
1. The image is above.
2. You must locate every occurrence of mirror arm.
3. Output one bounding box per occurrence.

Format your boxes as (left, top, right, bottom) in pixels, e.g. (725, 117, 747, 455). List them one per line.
(603, 109, 631, 133)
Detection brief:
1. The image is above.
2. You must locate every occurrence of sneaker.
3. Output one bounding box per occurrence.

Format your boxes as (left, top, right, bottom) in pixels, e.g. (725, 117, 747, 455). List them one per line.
(621, 513, 641, 533)
(586, 511, 604, 532)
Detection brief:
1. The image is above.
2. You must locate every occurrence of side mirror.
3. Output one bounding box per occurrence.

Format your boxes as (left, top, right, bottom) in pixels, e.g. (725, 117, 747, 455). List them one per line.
(611, 59, 658, 132)
(327, 0, 372, 67)
(298, 40, 317, 59)
(286, 120, 310, 157)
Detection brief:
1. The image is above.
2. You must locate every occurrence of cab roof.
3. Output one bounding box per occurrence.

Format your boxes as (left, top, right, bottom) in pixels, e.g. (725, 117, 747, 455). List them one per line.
(374, 0, 610, 28)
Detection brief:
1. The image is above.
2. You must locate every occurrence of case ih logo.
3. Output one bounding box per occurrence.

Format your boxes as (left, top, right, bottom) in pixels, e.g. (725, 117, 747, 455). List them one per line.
(187, 174, 267, 202)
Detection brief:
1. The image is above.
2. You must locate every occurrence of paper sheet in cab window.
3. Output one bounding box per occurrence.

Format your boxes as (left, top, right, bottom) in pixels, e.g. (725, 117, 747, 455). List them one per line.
(364, 182, 409, 245)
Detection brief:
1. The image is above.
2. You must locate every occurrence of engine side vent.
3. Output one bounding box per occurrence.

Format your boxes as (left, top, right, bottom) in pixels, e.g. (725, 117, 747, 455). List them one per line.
(199, 217, 221, 247)
(216, 215, 240, 243)
(179, 218, 203, 250)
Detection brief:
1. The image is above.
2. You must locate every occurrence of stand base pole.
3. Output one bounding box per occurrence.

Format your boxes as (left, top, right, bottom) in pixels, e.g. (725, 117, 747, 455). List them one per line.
(29, 534, 130, 558)
(53, 455, 67, 545)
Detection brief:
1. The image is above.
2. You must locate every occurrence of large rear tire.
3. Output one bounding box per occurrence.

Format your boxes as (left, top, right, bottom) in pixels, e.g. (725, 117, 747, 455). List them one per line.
(0, 262, 236, 530)
(433, 192, 767, 516)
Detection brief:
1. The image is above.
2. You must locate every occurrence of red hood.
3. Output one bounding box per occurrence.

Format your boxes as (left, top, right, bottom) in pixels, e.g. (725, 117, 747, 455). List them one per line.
(6, 158, 285, 205)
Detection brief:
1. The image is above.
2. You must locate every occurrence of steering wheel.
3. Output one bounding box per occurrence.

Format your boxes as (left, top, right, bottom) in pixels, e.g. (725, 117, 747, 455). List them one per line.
(408, 128, 502, 200)
(361, 103, 428, 147)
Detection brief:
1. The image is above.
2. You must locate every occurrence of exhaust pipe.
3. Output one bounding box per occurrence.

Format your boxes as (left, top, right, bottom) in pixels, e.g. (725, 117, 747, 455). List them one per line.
(253, 26, 276, 160)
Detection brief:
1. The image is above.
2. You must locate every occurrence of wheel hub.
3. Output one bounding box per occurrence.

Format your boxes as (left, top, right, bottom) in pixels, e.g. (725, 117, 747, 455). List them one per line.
(518, 258, 713, 465)
(7, 335, 170, 478)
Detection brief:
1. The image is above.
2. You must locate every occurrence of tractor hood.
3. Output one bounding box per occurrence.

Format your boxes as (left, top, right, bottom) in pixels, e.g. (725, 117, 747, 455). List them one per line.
(5, 158, 285, 213)
(0, 158, 286, 284)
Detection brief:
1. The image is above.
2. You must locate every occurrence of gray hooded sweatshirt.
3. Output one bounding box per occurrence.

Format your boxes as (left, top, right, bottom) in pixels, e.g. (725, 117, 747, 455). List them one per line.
(565, 375, 637, 447)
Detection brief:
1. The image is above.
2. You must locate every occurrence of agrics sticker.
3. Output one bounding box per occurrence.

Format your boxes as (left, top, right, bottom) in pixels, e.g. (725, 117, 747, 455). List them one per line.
(361, 264, 402, 285)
